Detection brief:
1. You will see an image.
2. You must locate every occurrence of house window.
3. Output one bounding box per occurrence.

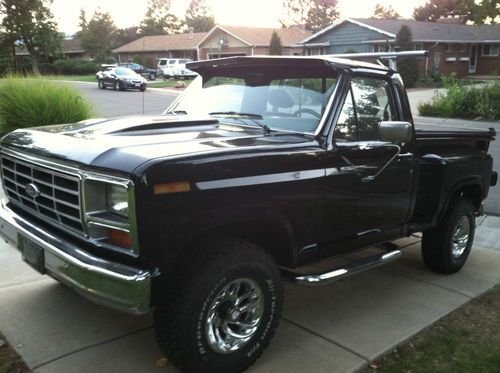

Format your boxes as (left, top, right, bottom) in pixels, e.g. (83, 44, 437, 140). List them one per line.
(446, 43, 453, 52)
(307, 47, 325, 55)
(482, 44, 499, 57)
(460, 43, 466, 52)
(414, 43, 423, 51)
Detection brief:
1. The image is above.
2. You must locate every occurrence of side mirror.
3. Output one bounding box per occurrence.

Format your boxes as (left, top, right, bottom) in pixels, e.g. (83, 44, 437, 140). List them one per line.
(379, 121, 412, 144)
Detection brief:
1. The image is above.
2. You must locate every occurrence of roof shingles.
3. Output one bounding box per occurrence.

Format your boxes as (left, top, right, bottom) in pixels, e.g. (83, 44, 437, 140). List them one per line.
(112, 32, 207, 53)
(304, 18, 500, 44)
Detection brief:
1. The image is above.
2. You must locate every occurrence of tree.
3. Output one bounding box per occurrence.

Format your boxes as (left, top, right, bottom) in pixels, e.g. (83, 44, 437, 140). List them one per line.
(73, 8, 87, 38)
(80, 10, 117, 63)
(395, 25, 419, 88)
(413, 0, 497, 24)
(115, 27, 140, 47)
(279, 0, 310, 27)
(467, 0, 499, 24)
(0, 0, 63, 74)
(305, 0, 340, 33)
(139, 0, 184, 35)
(185, 0, 215, 33)
(269, 31, 283, 55)
(373, 4, 400, 19)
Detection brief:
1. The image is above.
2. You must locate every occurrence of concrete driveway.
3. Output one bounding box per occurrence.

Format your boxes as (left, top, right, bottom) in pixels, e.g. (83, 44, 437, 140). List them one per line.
(1, 222, 500, 372)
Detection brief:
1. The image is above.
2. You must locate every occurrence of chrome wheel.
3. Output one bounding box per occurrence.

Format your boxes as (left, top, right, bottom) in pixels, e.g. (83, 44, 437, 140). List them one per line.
(205, 278, 264, 354)
(451, 216, 470, 259)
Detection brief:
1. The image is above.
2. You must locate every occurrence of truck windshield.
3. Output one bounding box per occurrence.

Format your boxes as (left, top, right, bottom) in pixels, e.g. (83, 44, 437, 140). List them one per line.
(167, 70, 338, 133)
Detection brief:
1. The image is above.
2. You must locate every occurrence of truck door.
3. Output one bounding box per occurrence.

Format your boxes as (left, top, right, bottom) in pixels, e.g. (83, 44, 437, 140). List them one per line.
(322, 75, 415, 253)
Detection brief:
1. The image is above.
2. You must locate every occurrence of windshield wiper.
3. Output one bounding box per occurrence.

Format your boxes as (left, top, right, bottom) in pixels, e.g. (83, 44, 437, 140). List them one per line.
(208, 111, 271, 134)
(209, 111, 262, 118)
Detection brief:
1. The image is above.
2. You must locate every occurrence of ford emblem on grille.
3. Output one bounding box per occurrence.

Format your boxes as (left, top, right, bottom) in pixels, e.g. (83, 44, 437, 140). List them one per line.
(25, 183, 41, 198)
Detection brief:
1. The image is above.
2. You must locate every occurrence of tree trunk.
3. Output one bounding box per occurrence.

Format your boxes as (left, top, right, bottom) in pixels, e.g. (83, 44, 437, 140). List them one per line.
(30, 54, 40, 75)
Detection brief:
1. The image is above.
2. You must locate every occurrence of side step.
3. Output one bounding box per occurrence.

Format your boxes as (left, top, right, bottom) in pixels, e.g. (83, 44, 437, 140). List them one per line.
(282, 248, 402, 286)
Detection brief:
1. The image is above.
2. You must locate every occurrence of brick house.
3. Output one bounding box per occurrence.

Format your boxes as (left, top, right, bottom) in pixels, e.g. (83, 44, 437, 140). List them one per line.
(112, 25, 310, 64)
(112, 32, 207, 63)
(15, 39, 89, 60)
(197, 25, 310, 59)
(301, 18, 500, 76)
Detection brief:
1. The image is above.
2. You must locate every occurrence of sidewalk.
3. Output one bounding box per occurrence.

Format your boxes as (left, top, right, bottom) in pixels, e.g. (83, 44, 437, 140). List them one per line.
(1, 216, 500, 372)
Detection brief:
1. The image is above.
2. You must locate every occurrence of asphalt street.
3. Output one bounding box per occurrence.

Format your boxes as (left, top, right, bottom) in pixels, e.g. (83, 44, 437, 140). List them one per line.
(65, 81, 499, 215)
(64, 81, 179, 117)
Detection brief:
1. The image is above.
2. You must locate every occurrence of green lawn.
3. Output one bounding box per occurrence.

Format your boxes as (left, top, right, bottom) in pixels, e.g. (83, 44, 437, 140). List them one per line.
(365, 284, 500, 373)
(148, 80, 191, 88)
(48, 75, 97, 82)
(47, 74, 190, 89)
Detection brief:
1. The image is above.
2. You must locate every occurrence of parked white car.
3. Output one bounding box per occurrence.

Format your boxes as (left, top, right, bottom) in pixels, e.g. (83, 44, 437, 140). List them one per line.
(157, 58, 198, 80)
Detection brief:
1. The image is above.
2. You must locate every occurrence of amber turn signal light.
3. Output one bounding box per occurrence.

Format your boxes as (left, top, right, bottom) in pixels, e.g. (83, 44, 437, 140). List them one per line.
(154, 181, 191, 195)
(108, 229, 132, 249)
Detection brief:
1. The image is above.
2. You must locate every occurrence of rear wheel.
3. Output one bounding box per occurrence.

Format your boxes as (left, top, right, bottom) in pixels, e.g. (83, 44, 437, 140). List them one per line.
(422, 199, 476, 274)
(149, 72, 156, 81)
(154, 238, 283, 373)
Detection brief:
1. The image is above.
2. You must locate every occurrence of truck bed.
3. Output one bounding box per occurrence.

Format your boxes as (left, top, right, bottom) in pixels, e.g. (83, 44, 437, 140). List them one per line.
(411, 127, 496, 230)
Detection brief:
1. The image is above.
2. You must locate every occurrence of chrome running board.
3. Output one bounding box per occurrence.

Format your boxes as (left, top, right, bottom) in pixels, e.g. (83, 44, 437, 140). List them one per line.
(282, 247, 402, 286)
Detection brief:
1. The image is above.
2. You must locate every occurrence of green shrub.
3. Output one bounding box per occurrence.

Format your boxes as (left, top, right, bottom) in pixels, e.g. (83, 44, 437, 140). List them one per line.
(418, 82, 500, 121)
(132, 55, 144, 65)
(103, 56, 117, 64)
(0, 57, 15, 76)
(143, 56, 154, 69)
(0, 76, 94, 136)
(52, 59, 98, 75)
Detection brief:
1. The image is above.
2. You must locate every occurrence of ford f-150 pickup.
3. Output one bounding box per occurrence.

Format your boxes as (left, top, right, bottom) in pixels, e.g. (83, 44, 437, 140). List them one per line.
(0, 55, 497, 372)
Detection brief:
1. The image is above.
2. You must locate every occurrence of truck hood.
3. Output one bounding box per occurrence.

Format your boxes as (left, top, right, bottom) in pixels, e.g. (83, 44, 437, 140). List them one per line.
(0, 115, 315, 174)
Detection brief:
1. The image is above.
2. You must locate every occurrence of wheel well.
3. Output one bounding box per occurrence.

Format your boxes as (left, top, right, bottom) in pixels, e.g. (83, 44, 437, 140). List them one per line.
(455, 184, 482, 210)
(183, 220, 295, 268)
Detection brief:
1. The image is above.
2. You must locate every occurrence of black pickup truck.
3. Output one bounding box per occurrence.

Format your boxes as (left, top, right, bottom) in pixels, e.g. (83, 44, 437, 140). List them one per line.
(0, 56, 497, 372)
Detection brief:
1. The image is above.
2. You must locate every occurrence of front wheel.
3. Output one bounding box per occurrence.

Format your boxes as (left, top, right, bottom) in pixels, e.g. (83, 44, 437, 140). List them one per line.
(422, 199, 476, 274)
(149, 72, 156, 81)
(154, 238, 283, 373)
(98, 79, 105, 89)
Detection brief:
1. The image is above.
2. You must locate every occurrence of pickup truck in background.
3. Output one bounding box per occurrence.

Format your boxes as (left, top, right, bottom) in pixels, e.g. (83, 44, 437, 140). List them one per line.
(0, 55, 496, 372)
(157, 58, 198, 80)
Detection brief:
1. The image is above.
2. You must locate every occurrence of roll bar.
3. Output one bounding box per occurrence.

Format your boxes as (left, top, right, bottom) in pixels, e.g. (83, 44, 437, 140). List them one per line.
(327, 50, 429, 70)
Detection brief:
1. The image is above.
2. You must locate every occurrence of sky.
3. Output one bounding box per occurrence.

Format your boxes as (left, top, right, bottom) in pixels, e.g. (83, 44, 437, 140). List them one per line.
(51, 0, 428, 36)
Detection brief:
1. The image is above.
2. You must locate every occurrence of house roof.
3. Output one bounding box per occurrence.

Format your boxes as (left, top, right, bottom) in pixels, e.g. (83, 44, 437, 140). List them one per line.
(112, 32, 207, 53)
(201, 25, 311, 47)
(302, 18, 500, 44)
(62, 38, 84, 53)
(15, 38, 85, 56)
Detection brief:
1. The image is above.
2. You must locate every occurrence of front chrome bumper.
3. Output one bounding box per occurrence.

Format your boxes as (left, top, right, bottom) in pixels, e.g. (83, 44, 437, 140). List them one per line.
(0, 199, 152, 315)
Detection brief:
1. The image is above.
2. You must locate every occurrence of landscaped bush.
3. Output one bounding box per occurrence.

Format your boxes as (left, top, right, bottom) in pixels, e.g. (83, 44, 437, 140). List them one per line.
(52, 59, 98, 75)
(0, 76, 94, 136)
(0, 57, 15, 76)
(418, 81, 500, 121)
(103, 56, 117, 64)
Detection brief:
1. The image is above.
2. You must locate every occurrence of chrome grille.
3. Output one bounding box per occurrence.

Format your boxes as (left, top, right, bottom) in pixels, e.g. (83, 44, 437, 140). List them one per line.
(1, 155, 84, 234)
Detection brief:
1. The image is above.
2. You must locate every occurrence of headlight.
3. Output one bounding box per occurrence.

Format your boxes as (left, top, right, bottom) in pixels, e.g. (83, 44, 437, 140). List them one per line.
(106, 184, 129, 218)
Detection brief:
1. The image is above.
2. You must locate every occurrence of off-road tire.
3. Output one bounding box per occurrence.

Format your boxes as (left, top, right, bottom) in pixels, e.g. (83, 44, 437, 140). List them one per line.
(422, 199, 476, 274)
(154, 238, 283, 373)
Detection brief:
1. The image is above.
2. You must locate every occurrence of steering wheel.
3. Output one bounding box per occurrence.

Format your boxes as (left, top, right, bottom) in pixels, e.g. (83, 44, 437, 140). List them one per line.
(293, 108, 321, 119)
